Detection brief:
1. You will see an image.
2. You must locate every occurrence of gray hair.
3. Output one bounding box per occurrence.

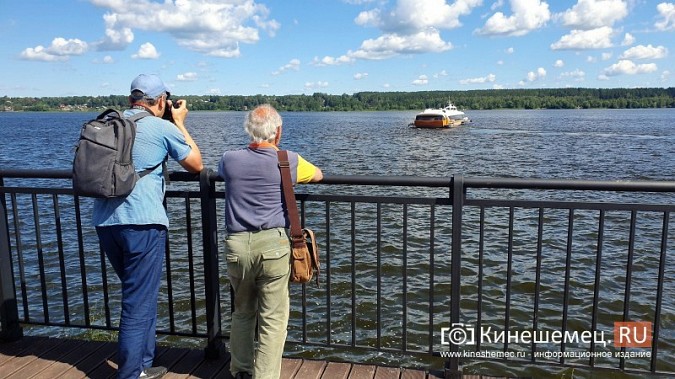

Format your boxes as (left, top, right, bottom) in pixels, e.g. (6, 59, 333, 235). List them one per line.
(244, 104, 282, 143)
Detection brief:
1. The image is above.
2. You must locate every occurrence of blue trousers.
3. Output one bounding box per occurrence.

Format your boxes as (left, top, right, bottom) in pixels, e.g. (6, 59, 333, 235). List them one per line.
(97, 225, 166, 379)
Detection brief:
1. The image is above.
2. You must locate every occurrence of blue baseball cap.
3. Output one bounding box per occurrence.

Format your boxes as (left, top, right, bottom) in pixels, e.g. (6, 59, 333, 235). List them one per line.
(130, 74, 170, 98)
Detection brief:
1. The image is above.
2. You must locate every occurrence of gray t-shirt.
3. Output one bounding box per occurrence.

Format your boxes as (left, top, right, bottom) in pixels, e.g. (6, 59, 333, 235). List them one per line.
(218, 146, 300, 233)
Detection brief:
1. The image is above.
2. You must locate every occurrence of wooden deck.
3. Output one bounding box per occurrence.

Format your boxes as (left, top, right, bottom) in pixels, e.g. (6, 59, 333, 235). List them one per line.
(0, 336, 507, 379)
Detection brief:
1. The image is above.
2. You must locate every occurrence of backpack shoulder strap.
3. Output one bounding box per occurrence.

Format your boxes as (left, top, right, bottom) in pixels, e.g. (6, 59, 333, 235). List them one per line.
(124, 110, 162, 178)
(126, 111, 150, 122)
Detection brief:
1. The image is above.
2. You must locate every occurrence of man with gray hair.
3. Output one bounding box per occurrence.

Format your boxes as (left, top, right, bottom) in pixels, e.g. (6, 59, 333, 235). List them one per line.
(218, 104, 323, 379)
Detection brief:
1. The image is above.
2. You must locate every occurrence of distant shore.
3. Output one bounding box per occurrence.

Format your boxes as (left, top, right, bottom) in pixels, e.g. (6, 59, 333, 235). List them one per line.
(2, 87, 674, 112)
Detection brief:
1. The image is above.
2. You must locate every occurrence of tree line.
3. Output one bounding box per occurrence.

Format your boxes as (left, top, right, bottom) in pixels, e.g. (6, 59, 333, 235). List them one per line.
(3, 87, 674, 112)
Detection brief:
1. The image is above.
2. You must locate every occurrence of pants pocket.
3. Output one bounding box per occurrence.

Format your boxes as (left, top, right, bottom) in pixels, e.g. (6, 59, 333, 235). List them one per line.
(260, 247, 290, 279)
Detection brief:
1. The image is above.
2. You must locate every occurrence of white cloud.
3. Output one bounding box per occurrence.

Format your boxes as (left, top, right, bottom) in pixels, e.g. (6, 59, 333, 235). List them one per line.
(354, 72, 369, 80)
(355, 0, 482, 32)
(506, 47, 515, 54)
(601, 52, 612, 60)
(304, 81, 329, 90)
(132, 42, 160, 59)
(550, 26, 613, 50)
(619, 44, 668, 60)
(272, 59, 301, 75)
(560, 68, 585, 81)
(476, 0, 551, 36)
(433, 70, 448, 78)
(621, 32, 635, 46)
(20, 37, 89, 61)
(602, 59, 658, 76)
(459, 74, 496, 84)
(97, 13, 134, 50)
(90, 0, 280, 57)
(554, 59, 564, 67)
(354, 30, 453, 58)
(312, 55, 354, 66)
(662, 70, 671, 81)
(177, 72, 198, 81)
(558, 0, 628, 29)
(655, 2, 675, 31)
(320, 0, 480, 64)
(527, 67, 546, 81)
(93, 55, 115, 64)
(412, 74, 429, 85)
(315, 29, 452, 65)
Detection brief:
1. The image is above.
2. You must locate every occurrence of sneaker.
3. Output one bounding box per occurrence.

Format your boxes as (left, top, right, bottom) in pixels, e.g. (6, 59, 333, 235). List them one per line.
(139, 366, 167, 379)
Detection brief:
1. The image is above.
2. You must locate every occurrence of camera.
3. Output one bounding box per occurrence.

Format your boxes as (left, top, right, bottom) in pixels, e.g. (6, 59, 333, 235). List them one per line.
(162, 99, 181, 123)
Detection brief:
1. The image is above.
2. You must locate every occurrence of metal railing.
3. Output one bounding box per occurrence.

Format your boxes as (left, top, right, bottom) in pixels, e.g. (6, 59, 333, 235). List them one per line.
(1, 169, 674, 377)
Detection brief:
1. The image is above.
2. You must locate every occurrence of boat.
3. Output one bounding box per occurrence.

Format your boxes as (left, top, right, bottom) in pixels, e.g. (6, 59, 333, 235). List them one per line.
(410, 101, 470, 128)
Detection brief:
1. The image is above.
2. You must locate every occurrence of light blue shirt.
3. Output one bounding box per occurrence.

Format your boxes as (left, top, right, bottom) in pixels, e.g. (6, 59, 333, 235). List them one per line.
(92, 109, 192, 227)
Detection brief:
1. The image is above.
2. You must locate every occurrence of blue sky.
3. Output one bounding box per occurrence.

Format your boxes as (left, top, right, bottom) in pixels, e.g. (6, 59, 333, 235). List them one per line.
(1, 0, 673, 97)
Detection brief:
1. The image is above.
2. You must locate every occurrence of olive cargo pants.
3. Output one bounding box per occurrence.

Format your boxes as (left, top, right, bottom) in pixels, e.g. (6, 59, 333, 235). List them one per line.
(226, 227, 291, 379)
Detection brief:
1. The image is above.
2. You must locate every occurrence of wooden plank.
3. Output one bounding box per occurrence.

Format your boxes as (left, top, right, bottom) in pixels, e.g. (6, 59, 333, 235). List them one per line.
(186, 354, 230, 379)
(348, 363, 377, 379)
(155, 345, 191, 370)
(0, 336, 63, 377)
(375, 365, 403, 379)
(99, 346, 171, 378)
(0, 336, 49, 365)
(292, 359, 327, 379)
(400, 367, 428, 379)
(4, 338, 85, 379)
(58, 340, 116, 378)
(163, 349, 205, 378)
(30, 340, 110, 379)
(321, 361, 352, 379)
(280, 357, 303, 378)
(0, 337, 524, 379)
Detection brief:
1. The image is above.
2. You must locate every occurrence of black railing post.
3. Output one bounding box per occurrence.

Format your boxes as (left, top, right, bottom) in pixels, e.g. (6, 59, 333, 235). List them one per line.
(445, 175, 463, 377)
(199, 169, 224, 359)
(0, 177, 23, 342)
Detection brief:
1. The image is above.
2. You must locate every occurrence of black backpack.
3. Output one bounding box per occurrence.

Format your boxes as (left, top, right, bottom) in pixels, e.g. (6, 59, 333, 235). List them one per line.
(72, 109, 162, 198)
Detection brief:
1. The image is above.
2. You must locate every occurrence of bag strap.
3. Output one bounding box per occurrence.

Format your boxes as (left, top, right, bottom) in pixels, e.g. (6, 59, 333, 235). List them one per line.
(127, 111, 150, 123)
(277, 150, 305, 248)
(124, 111, 167, 179)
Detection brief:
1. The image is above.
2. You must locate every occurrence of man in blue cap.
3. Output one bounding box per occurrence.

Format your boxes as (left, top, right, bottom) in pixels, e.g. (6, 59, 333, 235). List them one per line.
(93, 74, 203, 379)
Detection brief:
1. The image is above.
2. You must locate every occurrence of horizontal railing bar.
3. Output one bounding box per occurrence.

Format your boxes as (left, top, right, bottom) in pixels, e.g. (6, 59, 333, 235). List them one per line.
(463, 176, 675, 192)
(319, 175, 453, 187)
(0, 187, 72, 195)
(3, 169, 675, 193)
(295, 194, 451, 205)
(0, 169, 202, 182)
(0, 169, 72, 179)
(467, 199, 675, 212)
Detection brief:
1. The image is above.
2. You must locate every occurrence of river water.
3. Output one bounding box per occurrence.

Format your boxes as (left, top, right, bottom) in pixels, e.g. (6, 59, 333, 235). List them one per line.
(1, 108, 674, 378)
(3, 108, 675, 181)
